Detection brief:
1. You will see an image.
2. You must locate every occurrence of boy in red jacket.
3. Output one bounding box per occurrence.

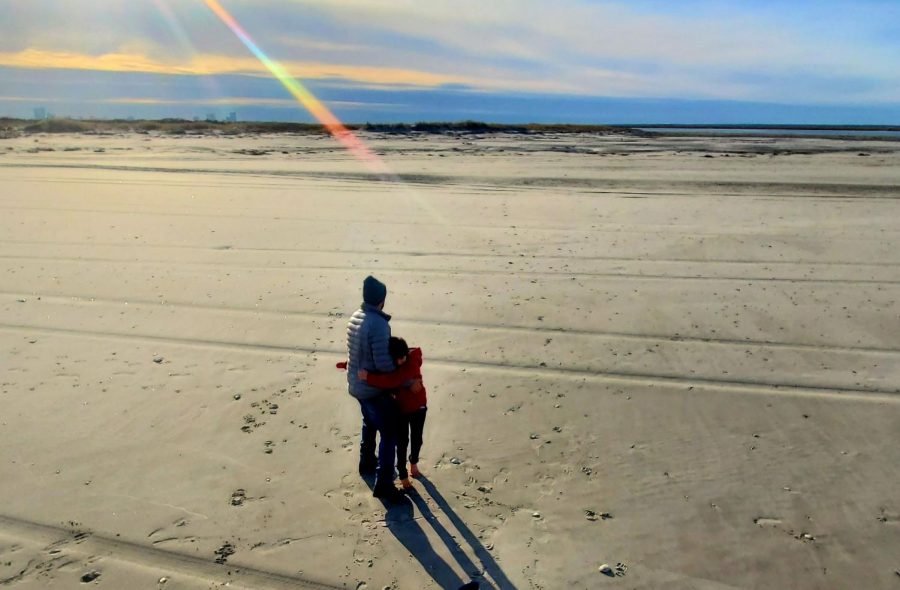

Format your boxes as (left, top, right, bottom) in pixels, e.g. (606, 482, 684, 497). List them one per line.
(358, 337, 427, 490)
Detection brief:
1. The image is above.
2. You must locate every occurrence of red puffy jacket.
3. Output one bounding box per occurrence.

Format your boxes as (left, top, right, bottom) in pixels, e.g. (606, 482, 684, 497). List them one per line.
(364, 348, 427, 414)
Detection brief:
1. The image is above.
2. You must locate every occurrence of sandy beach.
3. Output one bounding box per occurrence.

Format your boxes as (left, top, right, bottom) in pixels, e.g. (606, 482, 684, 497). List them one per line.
(1, 130, 899, 589)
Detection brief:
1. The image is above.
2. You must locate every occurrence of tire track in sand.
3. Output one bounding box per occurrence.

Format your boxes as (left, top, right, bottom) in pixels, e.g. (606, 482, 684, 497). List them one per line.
(3, 161, 899, 197)
(3, 290, 898, 356)
(3, 253, 899, 285)
(2, 322, 899, 401)
(4, 238, 900, 267)
(0, 513, 342, 590)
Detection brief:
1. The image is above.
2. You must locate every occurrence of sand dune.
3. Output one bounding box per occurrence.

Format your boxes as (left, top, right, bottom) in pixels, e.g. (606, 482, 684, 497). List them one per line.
(1, 131, 899, 589)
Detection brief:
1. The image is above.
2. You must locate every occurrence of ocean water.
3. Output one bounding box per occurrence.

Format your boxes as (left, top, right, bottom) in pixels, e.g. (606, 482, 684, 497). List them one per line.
(638, 127, 900, 139)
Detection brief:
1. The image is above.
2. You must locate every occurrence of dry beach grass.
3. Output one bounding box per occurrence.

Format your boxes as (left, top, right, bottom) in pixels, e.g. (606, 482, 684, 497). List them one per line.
(1, 130, 899, 589)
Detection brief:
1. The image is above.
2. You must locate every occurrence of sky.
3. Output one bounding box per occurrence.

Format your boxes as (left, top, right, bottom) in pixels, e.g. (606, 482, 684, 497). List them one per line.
(1, 0, 899, 124)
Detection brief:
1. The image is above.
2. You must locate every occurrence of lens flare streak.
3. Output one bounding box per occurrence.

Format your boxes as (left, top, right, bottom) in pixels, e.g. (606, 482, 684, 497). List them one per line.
(203, 0, 388, 176)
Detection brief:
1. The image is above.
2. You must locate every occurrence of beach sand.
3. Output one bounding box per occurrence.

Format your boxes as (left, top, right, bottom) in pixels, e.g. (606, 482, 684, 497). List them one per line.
(1, 131, 899, 589)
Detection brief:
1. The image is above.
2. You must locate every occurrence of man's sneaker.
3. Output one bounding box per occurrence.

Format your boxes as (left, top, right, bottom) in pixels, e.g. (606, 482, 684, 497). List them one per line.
(409, 463, 422, 478)
(373, 484, 406, 503)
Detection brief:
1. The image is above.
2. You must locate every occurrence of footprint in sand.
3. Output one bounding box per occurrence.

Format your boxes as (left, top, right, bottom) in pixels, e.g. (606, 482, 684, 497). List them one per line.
(230, 489, 247, 507)
(213, 542, 235, 564)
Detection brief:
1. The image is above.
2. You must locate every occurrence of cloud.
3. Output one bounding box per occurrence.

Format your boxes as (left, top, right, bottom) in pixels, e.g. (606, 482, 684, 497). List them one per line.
(278, 0, 895, 70)
(103, 96, 401, 110)
(3, 67, 899, 124)
(104, 96, 294, 106)
(0, 48, 644, 97)
(1, 0, 898, 106)
(0, 49, 482, 88)
(244, 0, 900, 101)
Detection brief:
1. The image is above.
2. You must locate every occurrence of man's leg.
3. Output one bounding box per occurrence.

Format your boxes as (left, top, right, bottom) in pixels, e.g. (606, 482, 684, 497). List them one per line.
(361, 396, 403, 499)
(372, 396, 398, 487)
(358, 401, 377, 475)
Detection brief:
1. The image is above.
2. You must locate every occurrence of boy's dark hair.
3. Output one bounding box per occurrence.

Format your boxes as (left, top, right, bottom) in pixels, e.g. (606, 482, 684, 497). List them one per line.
(388, 336, 409, 361)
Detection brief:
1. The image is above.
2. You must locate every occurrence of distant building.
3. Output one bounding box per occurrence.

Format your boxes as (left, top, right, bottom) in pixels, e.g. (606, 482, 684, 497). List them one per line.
(33, 107, 46, 120)
(226, 111, 237, 123)
(206, 113, 217, 122)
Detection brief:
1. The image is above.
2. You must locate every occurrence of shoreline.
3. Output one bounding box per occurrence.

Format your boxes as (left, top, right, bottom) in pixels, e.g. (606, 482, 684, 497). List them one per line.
(3, 117, 899, 140)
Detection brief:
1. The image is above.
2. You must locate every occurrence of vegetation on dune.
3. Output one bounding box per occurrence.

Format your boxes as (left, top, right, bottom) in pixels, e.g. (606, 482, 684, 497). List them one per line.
(1, 118, 896, 141)
(0, 117, 630, 138)
(362, 120, 626, 134)
(22, 119, 93, 134)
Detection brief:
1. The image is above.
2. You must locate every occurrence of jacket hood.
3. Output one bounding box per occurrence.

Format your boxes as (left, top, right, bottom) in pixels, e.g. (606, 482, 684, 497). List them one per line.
(361, 302, 391, 321)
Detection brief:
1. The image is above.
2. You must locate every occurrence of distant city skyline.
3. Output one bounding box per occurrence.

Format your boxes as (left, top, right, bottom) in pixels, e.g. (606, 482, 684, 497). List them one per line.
(3, 1, 899, 124)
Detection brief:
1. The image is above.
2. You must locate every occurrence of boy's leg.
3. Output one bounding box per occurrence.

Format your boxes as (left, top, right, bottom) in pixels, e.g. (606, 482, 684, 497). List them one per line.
(408, 408, 427, 466)
(395, 412, 411, 480)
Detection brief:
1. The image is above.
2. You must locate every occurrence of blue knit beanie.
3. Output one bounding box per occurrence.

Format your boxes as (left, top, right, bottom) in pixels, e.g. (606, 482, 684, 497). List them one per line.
(362, 275, 387, 305)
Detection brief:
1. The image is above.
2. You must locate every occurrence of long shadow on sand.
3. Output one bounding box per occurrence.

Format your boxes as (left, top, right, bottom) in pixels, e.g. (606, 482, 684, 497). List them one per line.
(416, 476, 517, 590)
(366, 475, 517, 590)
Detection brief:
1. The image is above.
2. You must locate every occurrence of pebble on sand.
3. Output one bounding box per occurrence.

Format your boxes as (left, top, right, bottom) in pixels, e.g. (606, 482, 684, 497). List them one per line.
(233, 394, 241, 400)
(152, 356, 163, 363)
(599, 563, 613, 574)
(450, 457, 462, 464)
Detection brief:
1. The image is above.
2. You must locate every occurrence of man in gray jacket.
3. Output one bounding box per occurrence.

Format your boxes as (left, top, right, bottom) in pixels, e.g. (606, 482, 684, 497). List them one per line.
(346, 275, 404, 501)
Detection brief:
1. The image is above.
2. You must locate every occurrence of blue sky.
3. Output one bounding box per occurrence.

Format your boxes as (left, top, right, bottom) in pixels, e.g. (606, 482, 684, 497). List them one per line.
(1, 0, 898, 123)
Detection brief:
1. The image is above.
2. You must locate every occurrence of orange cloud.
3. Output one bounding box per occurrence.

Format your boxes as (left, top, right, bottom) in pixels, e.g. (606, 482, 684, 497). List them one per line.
(103, 97, 399, 109)
(105, 97, 295, 106)
(0, 48, 477, 88)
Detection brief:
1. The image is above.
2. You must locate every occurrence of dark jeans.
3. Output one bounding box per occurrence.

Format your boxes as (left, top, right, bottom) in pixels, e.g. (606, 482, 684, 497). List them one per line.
(396, 407, 427, 479)
(358, 394, 400, 487)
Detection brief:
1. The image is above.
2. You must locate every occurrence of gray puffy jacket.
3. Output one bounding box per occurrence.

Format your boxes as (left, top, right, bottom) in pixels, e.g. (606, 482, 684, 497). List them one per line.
(346, 303, 395, 400)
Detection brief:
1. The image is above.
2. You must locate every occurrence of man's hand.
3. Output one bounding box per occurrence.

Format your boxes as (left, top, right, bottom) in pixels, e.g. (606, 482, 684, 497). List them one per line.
(357, 368, 369, 380)
(410, 379, 424, 394)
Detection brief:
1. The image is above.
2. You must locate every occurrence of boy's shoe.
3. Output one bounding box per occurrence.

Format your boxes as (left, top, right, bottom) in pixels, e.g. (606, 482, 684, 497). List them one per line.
(373, 483, 407, 503)
(409, 463, 422, 478)
(400, 478, 413, 490)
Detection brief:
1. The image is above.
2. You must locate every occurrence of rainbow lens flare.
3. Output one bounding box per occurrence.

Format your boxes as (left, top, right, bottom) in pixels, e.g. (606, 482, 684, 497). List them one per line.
(203, 0, 389, 177)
